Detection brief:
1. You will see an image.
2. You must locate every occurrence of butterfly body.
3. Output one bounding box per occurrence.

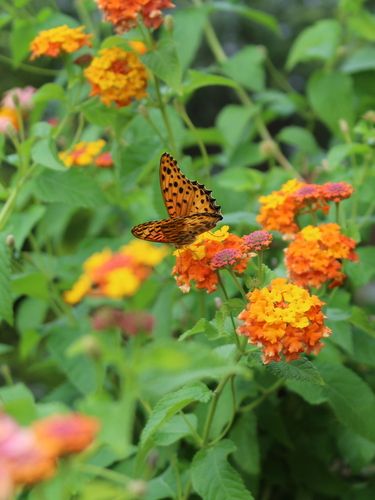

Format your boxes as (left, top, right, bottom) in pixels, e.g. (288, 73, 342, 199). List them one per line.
(131, 153, 222, 247)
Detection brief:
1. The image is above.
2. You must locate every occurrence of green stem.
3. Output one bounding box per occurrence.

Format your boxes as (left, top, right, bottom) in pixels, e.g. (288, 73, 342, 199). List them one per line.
(217, 272, 241, 350)
(240, 379, 284, 413)
(226, 268, 248, 301)
(0, 54, 59, 76)
(201, 375, 231, 446)
(192, 0, 300, 179)
(154, 76, 177, 155)
(208, 376, 236, 446)
(179, 411, 203, 447)
(0, 165, 37, 231)
(77, 463, 129, 485)
(175, 99, 210, 177)
(68, 112, 85, 149)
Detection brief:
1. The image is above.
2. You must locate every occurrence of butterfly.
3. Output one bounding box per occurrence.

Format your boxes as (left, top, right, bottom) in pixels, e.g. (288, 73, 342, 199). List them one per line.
(131, 153, 223, 247)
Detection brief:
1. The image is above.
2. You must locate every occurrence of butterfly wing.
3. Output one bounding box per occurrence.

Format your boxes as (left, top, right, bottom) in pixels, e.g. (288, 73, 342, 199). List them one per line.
(160, 153, 221, 218)
(131, 213, 222, 247)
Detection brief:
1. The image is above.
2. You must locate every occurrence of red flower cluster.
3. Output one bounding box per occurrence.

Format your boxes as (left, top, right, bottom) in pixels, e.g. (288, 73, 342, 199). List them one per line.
(91, 308, 154, 336)
(96, 0, 175, 32)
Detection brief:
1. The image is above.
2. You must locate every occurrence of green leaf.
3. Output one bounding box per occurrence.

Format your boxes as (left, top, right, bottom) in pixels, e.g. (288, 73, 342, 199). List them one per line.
(0, 383, 37, 424)
(11, 272, 49, 300)
(317, 363, 375, 442)
(191, 440, 255, 499)
(286, 379, 327, 405)
(327, 143, 371, 168)
(337, 427, 375, 472)
(222, 46, 265, 92)
(307, 70, 355, 134)
(33, 169, 106, 207)
(10, 18, 37, 65)
(348, 10, 375, 41)
(342, 47, 375, 73)
(0, 236, 13, 325)
(286, 19, 341, 69)
(267, 358, 324, 385)
(350, 306, 375, 337)
(173, 7, 208, 70)
(183, 70, 240, 96)
(154, 413, 198, 446)
(140, 382, 211, 446)
(31, 138, 67, 171)
(179, 318, 220, 341)
(217, 105, 257, 148)
(213, 1, 279, 34)
(277, 126, 320, 155)
(230, 414, 260, 475)
(7, 205, 46, 250)
(142, 38, 182, 91)
(33, 83, 66, 103)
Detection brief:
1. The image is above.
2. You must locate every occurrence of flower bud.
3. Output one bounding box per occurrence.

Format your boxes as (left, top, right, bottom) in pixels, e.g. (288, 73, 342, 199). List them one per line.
(259, 139, 277, 157)
(6, 234, 15, 248)
(163, 15, 174, 32)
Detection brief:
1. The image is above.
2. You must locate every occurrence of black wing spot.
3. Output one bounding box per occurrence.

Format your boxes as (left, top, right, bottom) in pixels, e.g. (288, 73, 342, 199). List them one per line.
(174, 181, 178, 187)
(166, 168, 171, 174)
(179, 187, 183, 193)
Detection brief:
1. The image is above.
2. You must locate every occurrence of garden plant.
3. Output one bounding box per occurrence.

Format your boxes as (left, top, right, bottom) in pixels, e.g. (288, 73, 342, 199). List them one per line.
(0, 0, 375, 498)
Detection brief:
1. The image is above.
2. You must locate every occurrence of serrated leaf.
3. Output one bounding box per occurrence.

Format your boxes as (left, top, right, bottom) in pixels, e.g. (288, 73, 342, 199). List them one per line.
(0, 236, 13, 324)
(179, 318, 219, 341)
(140, 382, 211, 446)
(154, 413, 198, 446)
(0, 383, 37, 424)
(230, 414, 260, 475)
(317, 362, 375, 442)
(32, 169, 106, 207)
(286, 19, 341, 69)
(267, 358, 324, 385)
(191, 440, 254, 500)
(286, 379, 327, 405)
(277, 126, 320, 155)
(173, 7, 208, 70)
(33, 83, 66, 103)
(350, 306, 375, 337)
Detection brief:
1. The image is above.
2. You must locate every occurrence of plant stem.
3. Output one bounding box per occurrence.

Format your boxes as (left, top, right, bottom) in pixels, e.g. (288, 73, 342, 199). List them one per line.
(77, 463, 129, 485)
(227, 268, 248, 301)
(192, 0, 301, 179)
(154, 75, 177, 155)
(240, 379, 284, 413)
(217, 272, 241, 350)
(0, 54, 59, 76)
(175, 99, 210, 177)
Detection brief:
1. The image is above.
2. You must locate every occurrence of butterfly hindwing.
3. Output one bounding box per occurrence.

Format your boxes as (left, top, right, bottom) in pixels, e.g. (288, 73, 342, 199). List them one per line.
(159, 153, 221, 218)
(131, 213, 222, 247)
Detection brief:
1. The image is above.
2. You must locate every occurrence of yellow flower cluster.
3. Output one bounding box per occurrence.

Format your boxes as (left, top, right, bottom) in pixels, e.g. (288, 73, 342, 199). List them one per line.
(59, 140, 106, 167)
(84, 47, 148, 107)
(30, 25, 92, 60)
(64, 241, 168, 304)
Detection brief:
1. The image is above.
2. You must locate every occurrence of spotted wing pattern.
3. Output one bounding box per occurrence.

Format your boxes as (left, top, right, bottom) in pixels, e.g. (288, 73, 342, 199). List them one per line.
(131, 153, 223, 247)
(159, 153, 221, 218)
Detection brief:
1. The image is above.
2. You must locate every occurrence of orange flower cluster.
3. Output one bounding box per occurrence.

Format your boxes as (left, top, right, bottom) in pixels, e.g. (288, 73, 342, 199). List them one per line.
(84, 47, 148, 107)
(0, 412, 99, 497)
(95, 151, 113, 168)
(64, 240, 168, 304)
(173, 226, 252, 293)
(257, 180, 353, 234)
(285, 223, 358, 288)
(237, 278, 331, 363)
(96, 0, 175, 32)
(30, 25, 92, 60)
(59, 139, 106, 167)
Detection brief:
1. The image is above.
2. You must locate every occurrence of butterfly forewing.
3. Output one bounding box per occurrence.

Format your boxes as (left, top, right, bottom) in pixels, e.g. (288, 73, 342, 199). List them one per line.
(132, 153, 222, 247)
(159, 153, 221, 218)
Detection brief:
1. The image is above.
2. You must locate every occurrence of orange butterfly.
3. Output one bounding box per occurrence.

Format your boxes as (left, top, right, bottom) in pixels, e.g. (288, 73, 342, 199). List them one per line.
(131, 153, 223, 247)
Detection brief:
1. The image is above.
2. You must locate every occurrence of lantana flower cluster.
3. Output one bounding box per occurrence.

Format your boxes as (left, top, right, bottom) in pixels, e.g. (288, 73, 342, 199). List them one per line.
(237, 278, 331, 363)
(64, 240, 168, 304)
(59, 139, 112, 168)
(173, 226, 271, 293)
(96, 0, 175, 32)
(30, 25, 92, 60)
(0, 412, 99, 498)
(257, 179, 353, 234)
(84, 47, 148, 107)
(285, 223, 358, 288)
